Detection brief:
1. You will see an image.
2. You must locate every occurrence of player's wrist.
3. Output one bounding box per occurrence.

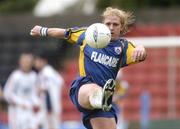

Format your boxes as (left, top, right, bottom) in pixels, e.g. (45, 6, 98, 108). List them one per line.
(40, 27, 48, 36)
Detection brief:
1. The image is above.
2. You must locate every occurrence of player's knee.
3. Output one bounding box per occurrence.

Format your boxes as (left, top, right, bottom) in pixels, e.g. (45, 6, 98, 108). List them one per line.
(78, 84, 91, 109)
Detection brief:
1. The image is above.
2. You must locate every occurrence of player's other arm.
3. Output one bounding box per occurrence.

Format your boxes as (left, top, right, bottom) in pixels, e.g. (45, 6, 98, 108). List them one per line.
(3, 73, 16, 105)
(30, 25, 66, 38)
(132, 44, 147, 62)
(122, 41, 147, 67)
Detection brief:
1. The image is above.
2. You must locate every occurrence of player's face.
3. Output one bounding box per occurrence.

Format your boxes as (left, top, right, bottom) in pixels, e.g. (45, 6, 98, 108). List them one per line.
(19, 54, 33, 72)
(103, 15, 121, 41)
(34, 57, 46, 71)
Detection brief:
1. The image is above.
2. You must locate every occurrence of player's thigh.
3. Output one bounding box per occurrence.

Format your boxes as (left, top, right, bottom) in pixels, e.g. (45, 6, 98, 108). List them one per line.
(90, 117, 117, 129)
(78, 83, 102, 109)
(18, 110, 33, 129)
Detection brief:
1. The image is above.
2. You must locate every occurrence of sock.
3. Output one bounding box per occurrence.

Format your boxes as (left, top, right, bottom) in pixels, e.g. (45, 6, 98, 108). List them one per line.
(89, 90, 103, 109)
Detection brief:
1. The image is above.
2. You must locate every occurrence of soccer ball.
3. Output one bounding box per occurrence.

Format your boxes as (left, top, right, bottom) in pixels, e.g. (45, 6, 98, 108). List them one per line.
(85, 23, 111, 49)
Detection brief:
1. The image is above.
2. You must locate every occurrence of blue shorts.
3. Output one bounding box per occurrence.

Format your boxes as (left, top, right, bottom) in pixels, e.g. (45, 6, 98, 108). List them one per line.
(69, 76, 117, 129)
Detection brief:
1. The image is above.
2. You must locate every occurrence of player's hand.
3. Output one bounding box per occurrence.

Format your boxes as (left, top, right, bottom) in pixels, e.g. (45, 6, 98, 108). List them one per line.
(132, 45, 147, 62)
(30, 25, 42, 37)
(33, 105, 40, 113)
(10, 101, 16, 107)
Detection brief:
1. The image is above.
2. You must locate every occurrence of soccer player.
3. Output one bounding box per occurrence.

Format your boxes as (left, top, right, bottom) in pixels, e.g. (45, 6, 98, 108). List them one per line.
(33, 50, 64, 129)
(30, 7, 147, 129)
(3, 53, 39, 129)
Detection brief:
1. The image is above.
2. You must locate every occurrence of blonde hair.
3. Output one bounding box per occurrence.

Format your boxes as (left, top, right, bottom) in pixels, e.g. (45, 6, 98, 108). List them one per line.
(102, 7, 135, 35)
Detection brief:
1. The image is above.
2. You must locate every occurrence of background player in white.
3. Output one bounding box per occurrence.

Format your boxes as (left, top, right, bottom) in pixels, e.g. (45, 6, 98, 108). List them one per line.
(34, 50, 64, 129)
(3, 53, 39, 129)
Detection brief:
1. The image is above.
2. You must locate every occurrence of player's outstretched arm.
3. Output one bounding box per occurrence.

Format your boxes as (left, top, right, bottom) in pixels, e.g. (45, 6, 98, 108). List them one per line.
(30, 25, 66, 39)
(132, 45, 147, 62)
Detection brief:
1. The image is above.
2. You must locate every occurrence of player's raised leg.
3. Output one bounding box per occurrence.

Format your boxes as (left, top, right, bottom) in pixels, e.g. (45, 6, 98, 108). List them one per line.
(78, 83, 103, 110)
(78, 79, 115, 111)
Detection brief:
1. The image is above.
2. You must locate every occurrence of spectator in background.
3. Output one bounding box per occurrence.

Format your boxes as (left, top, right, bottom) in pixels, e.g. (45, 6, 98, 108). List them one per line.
(34, 50, 64, 129)
(3, 53, 39, 129)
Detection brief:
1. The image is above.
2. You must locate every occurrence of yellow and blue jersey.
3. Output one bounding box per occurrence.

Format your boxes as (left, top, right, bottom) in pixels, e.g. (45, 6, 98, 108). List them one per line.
(64, 27, 136, 87)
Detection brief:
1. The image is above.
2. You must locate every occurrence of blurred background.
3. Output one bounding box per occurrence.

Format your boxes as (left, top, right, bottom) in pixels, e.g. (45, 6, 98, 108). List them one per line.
(0, 0, 180, 129)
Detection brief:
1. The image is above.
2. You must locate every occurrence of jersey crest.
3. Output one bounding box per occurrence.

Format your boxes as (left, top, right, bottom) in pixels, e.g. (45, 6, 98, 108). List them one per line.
(114, 47, 122, 55)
